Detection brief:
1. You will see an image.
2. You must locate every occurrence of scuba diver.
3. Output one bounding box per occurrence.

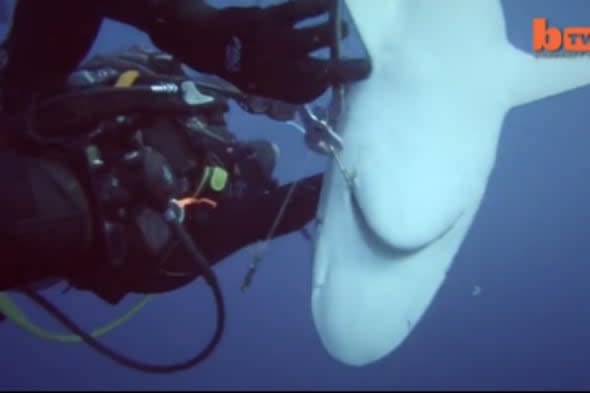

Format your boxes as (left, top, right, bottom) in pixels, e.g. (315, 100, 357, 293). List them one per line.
(0, 0, 371, 374)
(50, 44, 325, 305)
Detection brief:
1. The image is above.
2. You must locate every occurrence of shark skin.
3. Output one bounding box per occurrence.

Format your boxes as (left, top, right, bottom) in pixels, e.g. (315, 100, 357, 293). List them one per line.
(311, 0, 590, 367)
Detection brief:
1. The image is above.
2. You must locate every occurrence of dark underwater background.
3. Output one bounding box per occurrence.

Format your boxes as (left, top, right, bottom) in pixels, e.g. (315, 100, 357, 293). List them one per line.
(1, 0, 589, 390)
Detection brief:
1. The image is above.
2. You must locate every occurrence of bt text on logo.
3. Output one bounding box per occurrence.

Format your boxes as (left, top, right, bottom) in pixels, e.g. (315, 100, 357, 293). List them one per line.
(533, 18, 590, 56)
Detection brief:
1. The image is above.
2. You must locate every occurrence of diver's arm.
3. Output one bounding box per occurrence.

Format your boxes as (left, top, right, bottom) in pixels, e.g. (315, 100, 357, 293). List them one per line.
(0, 149, 93, 291)
(68, 173, 323, 304)
(102, 0, 370, 104)
(2, 0, 369, 108)
(0, 0, 211, 105)
(1, 0, 104, 112)
(0, 0, 212, 96)
(186, 173, 323, 263)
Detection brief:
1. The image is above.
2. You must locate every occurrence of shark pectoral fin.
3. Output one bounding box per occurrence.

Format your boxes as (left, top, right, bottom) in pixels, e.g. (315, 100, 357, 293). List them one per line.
(351, 165, 466, 252)
(506, 46, 590, 108)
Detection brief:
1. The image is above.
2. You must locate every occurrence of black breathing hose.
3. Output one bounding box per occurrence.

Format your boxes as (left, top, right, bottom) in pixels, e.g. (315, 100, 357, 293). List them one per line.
(23, 218, 225, 374)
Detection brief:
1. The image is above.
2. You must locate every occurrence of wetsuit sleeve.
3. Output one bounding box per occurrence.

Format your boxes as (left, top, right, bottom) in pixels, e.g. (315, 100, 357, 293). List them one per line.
(67, 173, 324, 304)
(1, 0, 104, 110)
(0, 0, 212, 110)
(0, 149, 93, 291)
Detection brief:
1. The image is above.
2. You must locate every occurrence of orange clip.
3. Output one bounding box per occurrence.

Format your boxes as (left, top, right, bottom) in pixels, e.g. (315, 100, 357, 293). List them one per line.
(176, 197, 218, 209)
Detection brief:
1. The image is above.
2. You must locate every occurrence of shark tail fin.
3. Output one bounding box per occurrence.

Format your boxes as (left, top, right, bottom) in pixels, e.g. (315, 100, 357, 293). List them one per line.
(505, 46, 590, 108)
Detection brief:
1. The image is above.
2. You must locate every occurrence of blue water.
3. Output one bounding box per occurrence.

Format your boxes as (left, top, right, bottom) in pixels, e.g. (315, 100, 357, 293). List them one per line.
(1, 0, 590, 390)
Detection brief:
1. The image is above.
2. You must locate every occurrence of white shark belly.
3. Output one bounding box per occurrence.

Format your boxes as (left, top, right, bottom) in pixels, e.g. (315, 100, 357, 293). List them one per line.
(312, 172, 481, 366)
(311, 73, 494, 366)
(310, 0, 590, 367)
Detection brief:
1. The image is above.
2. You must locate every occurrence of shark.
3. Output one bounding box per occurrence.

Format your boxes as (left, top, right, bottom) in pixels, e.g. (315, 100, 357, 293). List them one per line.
(311, 0, 590, 367)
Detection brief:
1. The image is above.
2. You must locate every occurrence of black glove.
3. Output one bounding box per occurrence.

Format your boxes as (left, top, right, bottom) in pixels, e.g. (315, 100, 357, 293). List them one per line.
(146, 0, 371, 104)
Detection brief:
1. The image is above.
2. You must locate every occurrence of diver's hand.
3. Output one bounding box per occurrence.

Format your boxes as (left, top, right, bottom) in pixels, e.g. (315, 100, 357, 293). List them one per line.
(147, 0, 371, 104)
